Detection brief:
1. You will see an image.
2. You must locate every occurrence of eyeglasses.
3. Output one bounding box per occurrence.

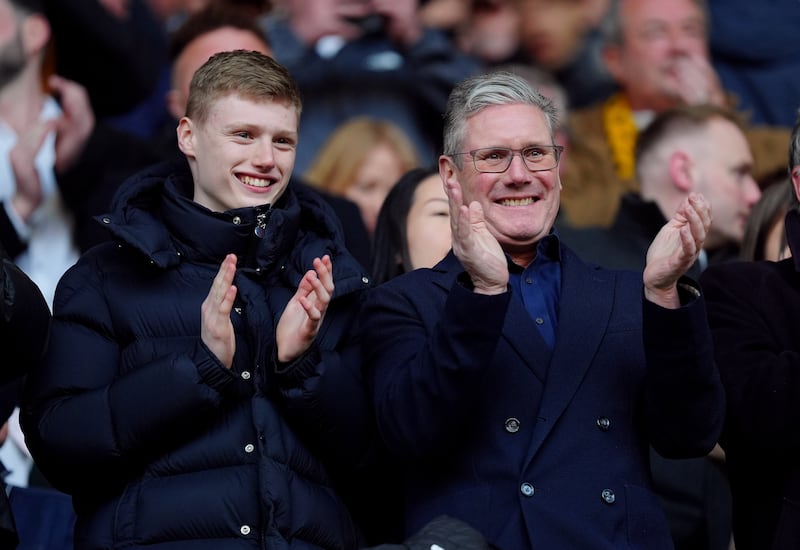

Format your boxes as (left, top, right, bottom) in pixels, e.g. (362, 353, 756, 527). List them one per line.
(451, 145, 564, 173)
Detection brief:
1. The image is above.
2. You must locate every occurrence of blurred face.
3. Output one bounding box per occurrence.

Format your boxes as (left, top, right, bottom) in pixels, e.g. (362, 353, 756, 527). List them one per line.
(440, 103, 561, 264)
(178, 93, 299, 212)
(516, 0, 588, 70)
(763, 214, 789, 262)
(406, 175, 452, 269)
(167, 27, 272, 120)
(605, 0, 708, 111)
(693, 118, 760, 248)
(0, 1, 26, 89)
(345, 142, 407, 234)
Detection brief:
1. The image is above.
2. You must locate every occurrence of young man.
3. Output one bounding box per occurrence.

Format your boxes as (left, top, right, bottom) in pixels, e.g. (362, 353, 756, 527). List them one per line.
(360, 70, 725, 549)
(21, 50, 374, 549)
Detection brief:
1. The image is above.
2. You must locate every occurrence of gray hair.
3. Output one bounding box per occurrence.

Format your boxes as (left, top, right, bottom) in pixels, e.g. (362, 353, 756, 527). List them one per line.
(790, 109, 800, 171)
(442, 71, 558, 167)
(600, 0, 709, 47)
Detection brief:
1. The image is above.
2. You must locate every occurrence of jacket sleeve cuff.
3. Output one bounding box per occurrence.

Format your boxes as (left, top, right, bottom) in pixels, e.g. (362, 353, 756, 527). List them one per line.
(273, 344, 322, 388)
(193, 341, 238, 393)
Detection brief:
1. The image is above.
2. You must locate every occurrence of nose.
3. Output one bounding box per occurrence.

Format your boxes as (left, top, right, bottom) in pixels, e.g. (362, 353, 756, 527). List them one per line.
(743, 176, 762, 207)
(252, 140, 275, 169)
(505, 152, 530, 183)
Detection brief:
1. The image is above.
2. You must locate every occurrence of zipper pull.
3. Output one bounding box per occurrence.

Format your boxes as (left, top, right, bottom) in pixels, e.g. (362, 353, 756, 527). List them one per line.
(254, 212, 267, 238)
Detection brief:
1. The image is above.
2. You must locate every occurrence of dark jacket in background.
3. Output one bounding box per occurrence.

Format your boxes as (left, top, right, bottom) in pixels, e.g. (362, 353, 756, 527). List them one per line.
(701, 209, 800, 550)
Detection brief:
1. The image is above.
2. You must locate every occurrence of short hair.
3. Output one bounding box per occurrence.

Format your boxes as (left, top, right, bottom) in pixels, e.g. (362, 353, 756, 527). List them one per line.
(635, 103, 746, 180)
(371, 167, 440, 284)
(600, 0, 709, 47)
(789, 109, 800, 171)
(442, 70, 558, 167)
(168, 3, 270, 62)
(185, 50, 301, 125)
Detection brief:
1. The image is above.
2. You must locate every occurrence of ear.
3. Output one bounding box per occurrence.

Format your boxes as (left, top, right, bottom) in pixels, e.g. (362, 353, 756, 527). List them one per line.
(22, 13, 50, 56)
(176, 117, 197, 159)
(668, 150, 694, 192)
(791, 165, 800, 202)
(601, 44, 624, 82)
(438, 155, 456, 190)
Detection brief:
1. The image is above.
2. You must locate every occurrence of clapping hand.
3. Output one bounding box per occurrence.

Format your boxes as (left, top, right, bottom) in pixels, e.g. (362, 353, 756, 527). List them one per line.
(276, 255, 334, 363)
(643, 193, 711, 308)
(445, 178, 508, 295)
(201, 254, 238, 369)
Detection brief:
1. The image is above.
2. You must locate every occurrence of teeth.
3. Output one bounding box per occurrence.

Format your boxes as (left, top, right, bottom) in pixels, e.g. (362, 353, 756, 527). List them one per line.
(241, 175, 271, 188)
(500, 197, 535, 206)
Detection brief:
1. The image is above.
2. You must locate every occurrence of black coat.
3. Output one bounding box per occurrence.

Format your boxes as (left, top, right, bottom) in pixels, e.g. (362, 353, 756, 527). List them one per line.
(21, 160, 375, 549)
(701, 209, 800, 550)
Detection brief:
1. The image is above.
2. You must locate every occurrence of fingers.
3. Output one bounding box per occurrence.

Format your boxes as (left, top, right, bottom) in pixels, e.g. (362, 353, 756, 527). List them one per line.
(206, 254, 238, 314)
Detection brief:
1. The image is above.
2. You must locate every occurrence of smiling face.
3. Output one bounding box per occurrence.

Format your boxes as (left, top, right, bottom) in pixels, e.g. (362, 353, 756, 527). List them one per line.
(440, 103, 561, 264)
(177, 93, 299, 212)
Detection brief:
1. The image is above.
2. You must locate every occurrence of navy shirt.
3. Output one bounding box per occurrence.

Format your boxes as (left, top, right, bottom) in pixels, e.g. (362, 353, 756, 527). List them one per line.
(508, 234, 561, 348)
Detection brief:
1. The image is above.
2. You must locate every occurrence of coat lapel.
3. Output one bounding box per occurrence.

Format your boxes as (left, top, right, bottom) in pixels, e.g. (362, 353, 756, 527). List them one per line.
(525, 247, 617, 459)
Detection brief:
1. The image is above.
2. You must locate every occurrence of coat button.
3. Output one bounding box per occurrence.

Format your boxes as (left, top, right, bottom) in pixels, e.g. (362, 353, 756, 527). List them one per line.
(535, 317, 544, 325)
(596, 417, 611, 431)
(244, 443, 254, 453)
(232, 216, 242, 225)
(241, 371, 251, 380)
(601, 489, 616, 504)
(240, 525, 251, 535)
(102, 216, 111, 224)
(504, 418, 520, 433)
(361, 276, 370, 284)
(520, 482, 535, 497)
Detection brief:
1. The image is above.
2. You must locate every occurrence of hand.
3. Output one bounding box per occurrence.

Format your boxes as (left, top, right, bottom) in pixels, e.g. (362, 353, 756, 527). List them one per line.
(445, 178, 508, 294)
(670, 55, 726, 107)
(643, 193, 711, 308)
(201, 254, 238, 369)
(49, 75, 95, 175)
(9, 119, 55, 223)
(276, 255, 334, 363)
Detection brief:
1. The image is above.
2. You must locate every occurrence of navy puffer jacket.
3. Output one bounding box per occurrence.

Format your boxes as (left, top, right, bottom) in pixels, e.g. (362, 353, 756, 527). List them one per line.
(21, 160, 374, 550)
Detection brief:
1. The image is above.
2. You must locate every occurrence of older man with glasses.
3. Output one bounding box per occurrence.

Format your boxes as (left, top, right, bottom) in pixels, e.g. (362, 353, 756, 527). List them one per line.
(359, 70, 725, 549)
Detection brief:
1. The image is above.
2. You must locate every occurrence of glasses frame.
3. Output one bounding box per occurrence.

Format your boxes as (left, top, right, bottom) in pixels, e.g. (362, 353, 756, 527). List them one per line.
(450, 145, 565, 174)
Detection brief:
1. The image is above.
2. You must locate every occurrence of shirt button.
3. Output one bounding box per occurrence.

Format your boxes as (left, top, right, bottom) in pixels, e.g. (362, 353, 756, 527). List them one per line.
(520, 482, 535, 497)
(535, 317, 544, 325)
(244, 443, 255, 453)
(241, 371, 251, 380)
(601, 489, 616, 504)
(596, 417, 611, 431)
(240, 525, 251, 535)
(504, 417, 520, 433)
(525, 277, 533, 284)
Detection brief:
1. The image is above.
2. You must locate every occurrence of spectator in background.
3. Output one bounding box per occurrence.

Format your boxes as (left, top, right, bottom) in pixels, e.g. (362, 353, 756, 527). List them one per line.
(22, 50, 377, 550)
(304, 117, 420, 235)
(0, 241, 52, 549)
(739, 175, 797, 262)
(261, 0, 481, 174)
(370, 166, 450, 285)
(699, 114, 800, 550)
(514, 0, 615, 109)
(560, 0, 790, 229)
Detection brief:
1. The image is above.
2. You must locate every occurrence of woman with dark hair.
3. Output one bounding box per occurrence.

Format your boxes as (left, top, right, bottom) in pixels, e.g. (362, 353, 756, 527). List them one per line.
(370, 167, 452, 285)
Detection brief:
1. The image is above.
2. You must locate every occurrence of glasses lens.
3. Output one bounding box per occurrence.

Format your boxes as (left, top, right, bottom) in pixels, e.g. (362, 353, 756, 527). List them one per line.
(472, 146, 560, 173)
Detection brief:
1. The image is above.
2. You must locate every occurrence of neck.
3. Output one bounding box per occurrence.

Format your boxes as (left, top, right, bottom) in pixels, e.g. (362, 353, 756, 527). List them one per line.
(0, 69, 46, 135)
